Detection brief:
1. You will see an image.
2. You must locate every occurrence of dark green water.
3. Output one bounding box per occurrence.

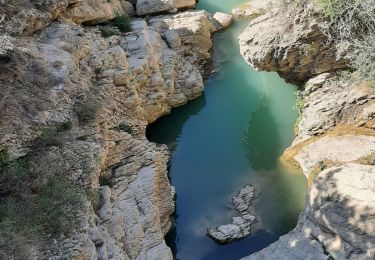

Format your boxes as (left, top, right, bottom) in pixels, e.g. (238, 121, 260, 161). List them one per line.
(147, 1, 307, 259)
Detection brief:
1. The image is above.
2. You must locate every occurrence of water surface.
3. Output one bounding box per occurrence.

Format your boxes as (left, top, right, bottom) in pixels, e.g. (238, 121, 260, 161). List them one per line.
(147, 1, 307, 259)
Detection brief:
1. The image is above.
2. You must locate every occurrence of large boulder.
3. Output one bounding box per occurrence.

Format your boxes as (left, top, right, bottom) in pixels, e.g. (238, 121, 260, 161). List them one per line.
(60, 0, 133, 24)
(2, 0, 135, 36)
(136, 0, 195, 16)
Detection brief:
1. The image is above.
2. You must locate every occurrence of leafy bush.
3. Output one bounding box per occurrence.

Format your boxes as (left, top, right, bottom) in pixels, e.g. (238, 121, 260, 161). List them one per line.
(99, 27, 121, 38)
(277, 0, 375, 82)
(0, 155, 30, 196)
(99, 174, 112, 187)
(315, 0, 375, 82)
(0, 148, 10, 167)
(76, 95, 102, 124)
(33, 121, 72, 149)
(0, 173, 83, 257)
(114, 15, 132, 33)
(114, 123, 133, 134)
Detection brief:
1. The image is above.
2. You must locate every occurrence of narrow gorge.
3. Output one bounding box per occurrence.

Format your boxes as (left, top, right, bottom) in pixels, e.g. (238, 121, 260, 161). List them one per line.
(0, 0, 374, 260)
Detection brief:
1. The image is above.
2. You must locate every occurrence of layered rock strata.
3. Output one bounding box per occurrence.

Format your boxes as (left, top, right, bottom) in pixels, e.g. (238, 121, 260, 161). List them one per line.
(239, 2, 348, 85)
(239, 1, 375, 259)
(0, 1, 228, 259)
(243, 163, 375, 260)
(136, 0, 195, 16)
(208, 185, 256, 243)
(231, 0, 269, 19)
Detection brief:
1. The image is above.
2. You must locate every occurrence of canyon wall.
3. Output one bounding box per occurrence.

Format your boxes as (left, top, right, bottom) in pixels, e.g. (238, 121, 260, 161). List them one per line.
(239, 1, 375, 259)
(0, 1, 231, 259)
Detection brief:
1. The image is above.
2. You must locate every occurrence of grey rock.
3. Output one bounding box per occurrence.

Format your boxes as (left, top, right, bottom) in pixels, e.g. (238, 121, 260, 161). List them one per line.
(239, 4, 348, 85)
(136, 0, 195, 15)
(207, 185, 256, 243)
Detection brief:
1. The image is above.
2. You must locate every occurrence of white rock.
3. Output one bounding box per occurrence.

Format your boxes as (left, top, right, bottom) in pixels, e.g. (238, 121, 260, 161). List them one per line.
(136, 0, 195, 15)
(209, 12, 233, 31)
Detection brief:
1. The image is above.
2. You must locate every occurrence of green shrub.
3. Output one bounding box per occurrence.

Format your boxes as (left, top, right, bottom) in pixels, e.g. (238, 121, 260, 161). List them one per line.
(0, 174, 84, 257)
(99, 174, 112, 187)
(99, 27, 121, 38)
(57, 121, 73, 132)
(0, 156, 30, 196)
(76, 95, 102, 124)
(114, 123, 133, 134)
(0, 148, 10, 167)
(315, 0, 375, 82)
(114, 15, 132, 33)
(33, 121, 72, 149)
(34, 128, 62, 148)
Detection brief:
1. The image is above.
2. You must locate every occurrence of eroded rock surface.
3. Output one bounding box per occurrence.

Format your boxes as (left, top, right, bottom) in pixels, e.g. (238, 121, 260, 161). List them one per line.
(243, 163, 375, 260)
(136, 0, 195, 15)
(231, 0, 269, 19)
(208, 185, 256, 243)
(239, 1, 375, 259)
(0, 1, 228, 259)
(239, 2, 348, 85)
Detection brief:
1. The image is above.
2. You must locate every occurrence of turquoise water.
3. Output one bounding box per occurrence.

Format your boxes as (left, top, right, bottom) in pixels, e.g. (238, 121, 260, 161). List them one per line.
(147, 1, 307, 259)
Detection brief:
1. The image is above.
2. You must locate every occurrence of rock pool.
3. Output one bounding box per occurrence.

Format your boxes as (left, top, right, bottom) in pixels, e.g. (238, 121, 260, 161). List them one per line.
(147, 1, 307, 259)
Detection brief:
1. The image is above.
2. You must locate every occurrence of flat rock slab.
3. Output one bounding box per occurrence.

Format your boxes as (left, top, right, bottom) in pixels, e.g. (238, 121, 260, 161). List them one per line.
(233, 185, 255, 213)
(207, 185, 256, 243)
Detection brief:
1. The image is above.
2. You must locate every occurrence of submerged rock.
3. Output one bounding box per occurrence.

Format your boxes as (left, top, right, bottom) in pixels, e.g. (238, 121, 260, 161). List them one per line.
(233, 184, 255, 213)
(207, 185, 256, 243)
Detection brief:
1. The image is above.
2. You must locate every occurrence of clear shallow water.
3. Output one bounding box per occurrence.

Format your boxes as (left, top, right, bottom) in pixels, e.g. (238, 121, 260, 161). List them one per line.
(147, 1, 307, 259)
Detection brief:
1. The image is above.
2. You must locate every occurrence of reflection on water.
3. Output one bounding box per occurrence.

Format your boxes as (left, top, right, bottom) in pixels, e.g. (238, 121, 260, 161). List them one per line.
(146, 1, 307, 259)
(244, 98, 280, 171)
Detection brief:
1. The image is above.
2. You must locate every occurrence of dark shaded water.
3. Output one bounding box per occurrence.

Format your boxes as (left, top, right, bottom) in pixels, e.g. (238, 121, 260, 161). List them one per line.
(147, 1, 307, 259)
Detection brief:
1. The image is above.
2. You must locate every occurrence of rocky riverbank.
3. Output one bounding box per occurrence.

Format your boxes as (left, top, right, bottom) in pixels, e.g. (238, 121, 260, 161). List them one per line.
(239, 0, 375, 259)
(0, 1, 232, 259)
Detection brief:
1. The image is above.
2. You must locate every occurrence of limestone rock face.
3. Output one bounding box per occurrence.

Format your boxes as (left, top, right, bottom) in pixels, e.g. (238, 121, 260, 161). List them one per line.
(294, 75, 375, 144)
(238, 1, 375, 259)
(1, 0, 134, 35)
(136, 0, 195, 16)
(231, 0, 269, 19)
(209, 12, 233, 31)
(239, 3, 348, 84)
(281, 75, 375, 179)
(0, 5, 222, 259)
(244, 163, 375, 260)
(294, 135, 375, 177)
(60, 0, 132, 24)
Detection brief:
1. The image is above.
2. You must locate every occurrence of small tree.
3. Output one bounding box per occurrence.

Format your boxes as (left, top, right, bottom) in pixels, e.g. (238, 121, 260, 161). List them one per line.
(114, 15, 132, 33)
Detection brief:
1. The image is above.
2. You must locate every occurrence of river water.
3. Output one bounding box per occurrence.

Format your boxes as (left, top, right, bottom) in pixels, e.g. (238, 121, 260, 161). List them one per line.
(147, 1, 307, 259)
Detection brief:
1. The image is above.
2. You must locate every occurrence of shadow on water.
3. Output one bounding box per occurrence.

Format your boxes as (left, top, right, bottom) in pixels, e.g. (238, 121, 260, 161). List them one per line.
(147, 95, 206, 151)
(244, 98, 280, 171)
(146, 2, 307, 259)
